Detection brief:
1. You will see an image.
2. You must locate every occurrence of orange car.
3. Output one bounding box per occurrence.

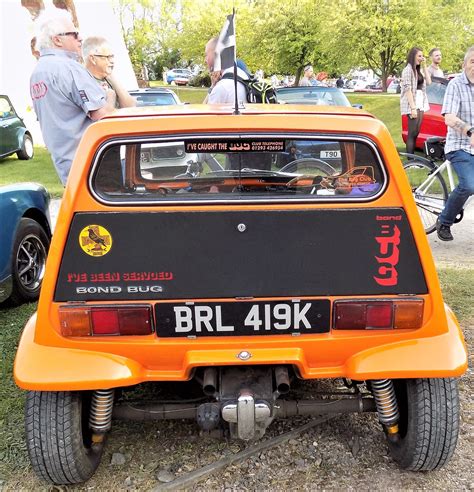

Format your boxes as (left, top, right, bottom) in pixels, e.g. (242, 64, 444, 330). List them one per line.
(14, 104, 467, 485)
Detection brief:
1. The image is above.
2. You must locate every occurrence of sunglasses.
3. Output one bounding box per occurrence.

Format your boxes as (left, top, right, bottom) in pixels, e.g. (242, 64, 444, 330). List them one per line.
(57, 31, 80, 40)
(93, 54, 115, 61)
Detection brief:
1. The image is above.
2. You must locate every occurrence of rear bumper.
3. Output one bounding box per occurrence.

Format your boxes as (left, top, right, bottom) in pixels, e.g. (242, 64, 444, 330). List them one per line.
(14, 308, 467, 391)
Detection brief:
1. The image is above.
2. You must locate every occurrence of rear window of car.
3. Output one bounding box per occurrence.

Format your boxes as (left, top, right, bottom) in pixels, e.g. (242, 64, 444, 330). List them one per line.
(0, 96, 14, 119)
(91, 134, 386, 204)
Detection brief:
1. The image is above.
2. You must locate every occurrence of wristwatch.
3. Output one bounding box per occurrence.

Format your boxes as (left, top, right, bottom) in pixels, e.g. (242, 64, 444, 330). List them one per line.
(467, 127, 474, 137)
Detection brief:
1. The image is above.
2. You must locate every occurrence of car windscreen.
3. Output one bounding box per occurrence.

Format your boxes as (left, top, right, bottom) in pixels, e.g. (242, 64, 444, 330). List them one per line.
(92, 135, 385, 204)
(276, 88, 350, 106)
(133, 93, 177, 106)
(426, 78, 447, 105)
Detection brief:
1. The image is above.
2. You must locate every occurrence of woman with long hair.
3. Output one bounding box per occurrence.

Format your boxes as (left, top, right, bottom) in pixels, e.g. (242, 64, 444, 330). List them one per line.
(400, 47, 432, 153)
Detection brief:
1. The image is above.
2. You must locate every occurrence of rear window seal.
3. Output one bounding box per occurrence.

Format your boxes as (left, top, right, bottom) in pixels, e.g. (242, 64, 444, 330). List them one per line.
(88, 132, 388, 206)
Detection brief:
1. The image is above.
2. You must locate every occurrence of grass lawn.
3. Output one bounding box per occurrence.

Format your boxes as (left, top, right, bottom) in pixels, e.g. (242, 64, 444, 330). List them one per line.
(0, 267, 472, 479)
(346, 93, 402, 148)
(0, 147, 63, 197)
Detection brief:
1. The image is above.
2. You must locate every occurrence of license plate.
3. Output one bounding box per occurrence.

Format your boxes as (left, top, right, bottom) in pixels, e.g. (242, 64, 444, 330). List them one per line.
(155, 300, 330, 337)
(320, 150, 341, 159)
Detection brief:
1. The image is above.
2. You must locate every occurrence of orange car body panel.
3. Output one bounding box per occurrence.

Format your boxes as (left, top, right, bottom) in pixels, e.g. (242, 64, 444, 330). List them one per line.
(14, 105, 468, 390)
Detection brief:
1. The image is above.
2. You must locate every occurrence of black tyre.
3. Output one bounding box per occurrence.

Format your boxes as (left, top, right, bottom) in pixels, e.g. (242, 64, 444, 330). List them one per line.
(388, 378, 460, 471)
(280, 158, 337, 176)
(17, 133, 34, 160)
(9, 218, 49, 305)
(26, 391, 104, 485)
(401, 156, 448, 234)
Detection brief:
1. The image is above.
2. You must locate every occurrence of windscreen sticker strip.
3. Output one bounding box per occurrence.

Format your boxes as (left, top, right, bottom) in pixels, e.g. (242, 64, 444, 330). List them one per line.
(184, 139, 285, 153)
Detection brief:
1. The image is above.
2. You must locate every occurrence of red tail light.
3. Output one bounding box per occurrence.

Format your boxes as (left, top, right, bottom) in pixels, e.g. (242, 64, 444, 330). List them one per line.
(333, 299, 423, 330)
(59, 305, 153, 337)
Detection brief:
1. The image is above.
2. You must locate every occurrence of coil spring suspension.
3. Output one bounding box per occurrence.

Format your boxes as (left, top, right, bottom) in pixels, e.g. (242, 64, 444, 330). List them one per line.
(89, 389, 114, 435)
(371, 379, 399, 434)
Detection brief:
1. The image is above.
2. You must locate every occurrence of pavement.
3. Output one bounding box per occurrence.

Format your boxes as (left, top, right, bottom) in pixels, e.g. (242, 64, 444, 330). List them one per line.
(49, 199, 473, 268)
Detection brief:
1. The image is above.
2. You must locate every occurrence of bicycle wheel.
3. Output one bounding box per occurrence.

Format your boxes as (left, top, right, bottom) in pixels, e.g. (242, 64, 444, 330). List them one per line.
(402, 157, 448, 234)
(279, 158, 337, 176)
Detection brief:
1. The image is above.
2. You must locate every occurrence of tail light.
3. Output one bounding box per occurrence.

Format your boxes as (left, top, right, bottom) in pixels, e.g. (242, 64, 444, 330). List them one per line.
(333, 299, 423, 330)
(59, 305, 153, 337)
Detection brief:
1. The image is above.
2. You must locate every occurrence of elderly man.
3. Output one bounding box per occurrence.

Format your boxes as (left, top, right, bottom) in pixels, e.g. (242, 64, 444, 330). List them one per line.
(299, 65, 317, 87)
(436, 46, 474, 241)
(30, 9, 115, 185)
(82, 36, 135, 108)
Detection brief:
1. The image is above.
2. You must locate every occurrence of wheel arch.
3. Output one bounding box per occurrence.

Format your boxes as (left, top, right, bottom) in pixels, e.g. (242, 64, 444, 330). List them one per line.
(22, 207, 52, 239)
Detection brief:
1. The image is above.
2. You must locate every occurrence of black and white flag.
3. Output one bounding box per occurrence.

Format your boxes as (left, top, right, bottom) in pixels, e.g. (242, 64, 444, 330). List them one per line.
(213, 12, 235, 72)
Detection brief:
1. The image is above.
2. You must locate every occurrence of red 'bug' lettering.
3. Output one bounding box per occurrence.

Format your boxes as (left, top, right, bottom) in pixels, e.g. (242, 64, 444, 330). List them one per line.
(374, 224, 400, 286)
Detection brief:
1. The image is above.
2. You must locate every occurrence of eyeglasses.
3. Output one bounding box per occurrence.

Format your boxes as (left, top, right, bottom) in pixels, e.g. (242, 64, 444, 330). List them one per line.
(92, 54, 115, 61)
(56, 31, 80, 40)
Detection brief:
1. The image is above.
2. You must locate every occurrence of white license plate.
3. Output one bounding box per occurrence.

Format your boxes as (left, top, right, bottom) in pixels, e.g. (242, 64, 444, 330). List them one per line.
(320, 150, 341, 159)
(155, 300, 330, 337)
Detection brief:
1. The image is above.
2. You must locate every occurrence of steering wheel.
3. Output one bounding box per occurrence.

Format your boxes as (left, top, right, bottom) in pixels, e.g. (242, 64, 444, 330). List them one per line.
(280, 158, 337, 176)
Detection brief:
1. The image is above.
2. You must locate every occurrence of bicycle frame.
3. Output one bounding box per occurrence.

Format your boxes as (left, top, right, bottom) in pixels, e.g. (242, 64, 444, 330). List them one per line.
(415, 159, 449, 215)
(401, 152, 472, 221)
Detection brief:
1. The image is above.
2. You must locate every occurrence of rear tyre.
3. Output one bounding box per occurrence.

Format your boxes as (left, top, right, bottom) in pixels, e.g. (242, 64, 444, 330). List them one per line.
(388, 378, 460, 471)
(17, 134, 34, 160)
(402, 157, 448, 234)
(9, 218, 50, 305)
(26, 391, 104, 485)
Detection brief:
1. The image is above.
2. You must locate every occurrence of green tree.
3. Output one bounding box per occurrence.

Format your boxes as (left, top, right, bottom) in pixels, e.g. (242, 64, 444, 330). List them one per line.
(331, 0, 474, 89)
(114, 0, 180, 82)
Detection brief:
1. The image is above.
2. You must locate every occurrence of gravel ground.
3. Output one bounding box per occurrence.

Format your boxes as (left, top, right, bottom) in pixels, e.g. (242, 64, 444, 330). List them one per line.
(5, 201, 472, 491)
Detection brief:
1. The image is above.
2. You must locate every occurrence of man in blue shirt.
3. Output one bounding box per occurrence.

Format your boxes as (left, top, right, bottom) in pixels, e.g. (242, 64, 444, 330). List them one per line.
(30, 9, 115, 185)
(437, 46, 474, 241)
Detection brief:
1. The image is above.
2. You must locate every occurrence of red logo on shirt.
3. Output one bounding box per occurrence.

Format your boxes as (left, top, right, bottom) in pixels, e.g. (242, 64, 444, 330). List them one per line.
(30, 81, 48, 100)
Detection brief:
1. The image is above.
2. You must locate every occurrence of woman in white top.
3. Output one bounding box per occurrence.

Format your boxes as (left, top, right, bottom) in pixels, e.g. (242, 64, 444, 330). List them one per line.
(400, 47, 432, 154)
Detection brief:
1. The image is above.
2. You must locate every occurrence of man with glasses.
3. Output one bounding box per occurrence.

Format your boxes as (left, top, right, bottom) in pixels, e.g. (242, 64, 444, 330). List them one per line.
(30, 8, 115, 185)
(83, 36, 135, 109)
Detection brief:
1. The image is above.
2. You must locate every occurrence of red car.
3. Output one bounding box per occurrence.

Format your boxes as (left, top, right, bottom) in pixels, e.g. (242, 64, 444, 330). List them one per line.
(402, 77, 447, 150)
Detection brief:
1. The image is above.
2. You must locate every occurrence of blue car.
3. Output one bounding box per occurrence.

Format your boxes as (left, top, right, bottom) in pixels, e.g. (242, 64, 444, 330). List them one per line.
(166, 68, 192, 85)
(0, 183, 51, 306)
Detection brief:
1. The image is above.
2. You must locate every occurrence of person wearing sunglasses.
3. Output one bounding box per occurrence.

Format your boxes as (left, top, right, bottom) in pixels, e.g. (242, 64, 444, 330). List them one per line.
(83, 36, 135, 109)
(30, 8, 115, 185)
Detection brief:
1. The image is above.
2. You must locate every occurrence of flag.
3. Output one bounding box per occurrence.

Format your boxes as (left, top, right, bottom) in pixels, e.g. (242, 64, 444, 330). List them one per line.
(213, 13, 235, 72)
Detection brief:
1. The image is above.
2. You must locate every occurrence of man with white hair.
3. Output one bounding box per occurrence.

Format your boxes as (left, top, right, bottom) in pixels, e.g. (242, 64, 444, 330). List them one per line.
(82, 36, 135, 108)
(30, 8, 115, 185)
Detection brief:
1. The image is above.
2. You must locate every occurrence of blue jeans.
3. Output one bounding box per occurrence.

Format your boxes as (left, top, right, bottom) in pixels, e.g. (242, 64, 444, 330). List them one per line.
(439, 150, 474, 226)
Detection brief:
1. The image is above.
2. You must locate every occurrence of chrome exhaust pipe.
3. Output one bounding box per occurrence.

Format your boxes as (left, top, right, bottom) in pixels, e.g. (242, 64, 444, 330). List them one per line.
(274, 366, 290, 395)
(203, 368, 218, 396)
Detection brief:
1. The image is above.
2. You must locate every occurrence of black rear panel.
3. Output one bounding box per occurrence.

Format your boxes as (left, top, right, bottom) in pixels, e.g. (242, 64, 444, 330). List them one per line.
(54, 208, 427, 301)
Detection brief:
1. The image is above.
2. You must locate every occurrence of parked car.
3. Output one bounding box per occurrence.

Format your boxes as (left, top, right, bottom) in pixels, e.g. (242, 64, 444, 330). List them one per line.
(128, 88, 183, 107)
(14, 101, 467, 485)
(387, 80, 401, 94)
(0, 183, 51, 306)
(166, 68, 192, 85)
(363, 80, 383, 92)
(0, 95, 34, 160)
(275, 86, 362, 108)
(402, 77, 448, 149)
